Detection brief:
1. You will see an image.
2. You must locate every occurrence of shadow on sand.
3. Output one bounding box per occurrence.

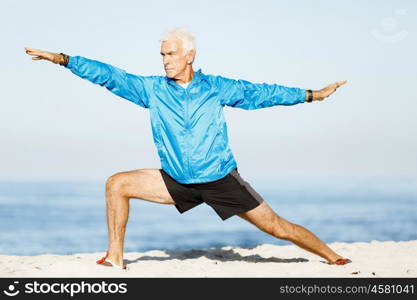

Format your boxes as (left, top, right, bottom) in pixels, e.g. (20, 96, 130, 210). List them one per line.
(125, 248, 309, 264)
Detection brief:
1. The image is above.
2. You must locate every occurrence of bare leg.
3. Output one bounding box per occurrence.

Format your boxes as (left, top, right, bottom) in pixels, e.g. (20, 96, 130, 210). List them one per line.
(105, 168, 175, 267)
(238, 202, 345, 263)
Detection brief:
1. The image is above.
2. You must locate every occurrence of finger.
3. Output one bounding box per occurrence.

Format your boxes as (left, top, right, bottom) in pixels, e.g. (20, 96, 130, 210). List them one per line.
(25, 48, 45, 56)
(327, 81, 344, 91)
(328, 80, 347, 90)
(336, 80, 347, 87)
(26, 50, 44, 56)
(32, 56, 43, 60)
(27, 52, 49, 60)
(25, 47, 41, 52)
(25, 48, 38, 54)
(25, 49, 38, 56)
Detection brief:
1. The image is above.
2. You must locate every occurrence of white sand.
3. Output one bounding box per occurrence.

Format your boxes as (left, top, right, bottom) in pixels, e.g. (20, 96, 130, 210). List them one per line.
(1, 240, 416, 278)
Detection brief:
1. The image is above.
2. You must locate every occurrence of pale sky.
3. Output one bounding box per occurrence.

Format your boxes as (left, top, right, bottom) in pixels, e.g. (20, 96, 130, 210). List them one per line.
(1, 0, 416, 186)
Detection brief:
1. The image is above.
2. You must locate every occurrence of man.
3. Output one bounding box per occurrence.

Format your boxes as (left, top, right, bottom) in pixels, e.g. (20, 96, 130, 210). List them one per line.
(25, 28, 350, 270)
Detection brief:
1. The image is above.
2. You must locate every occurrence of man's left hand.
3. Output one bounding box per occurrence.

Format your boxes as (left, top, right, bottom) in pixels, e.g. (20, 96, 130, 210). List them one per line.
(313, 80, 347, 101)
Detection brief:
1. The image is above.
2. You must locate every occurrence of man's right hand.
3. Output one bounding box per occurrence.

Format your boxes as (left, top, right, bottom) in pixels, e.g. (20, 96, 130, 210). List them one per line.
(24, 47, 66, 65)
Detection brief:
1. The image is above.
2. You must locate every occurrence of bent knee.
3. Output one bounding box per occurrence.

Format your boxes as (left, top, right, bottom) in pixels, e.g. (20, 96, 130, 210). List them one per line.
(106, 172, 130, 195)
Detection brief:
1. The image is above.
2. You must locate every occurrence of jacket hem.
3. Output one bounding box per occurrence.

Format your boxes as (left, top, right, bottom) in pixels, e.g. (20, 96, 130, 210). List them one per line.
(168, 163, 238, 184)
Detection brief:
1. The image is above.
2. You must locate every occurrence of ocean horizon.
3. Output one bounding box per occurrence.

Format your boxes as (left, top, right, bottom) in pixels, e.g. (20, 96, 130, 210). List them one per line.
(0, 178, 416, 256)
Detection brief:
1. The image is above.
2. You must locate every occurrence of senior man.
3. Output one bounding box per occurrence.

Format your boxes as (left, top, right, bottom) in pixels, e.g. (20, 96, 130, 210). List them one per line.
(25, 28, 350, 269)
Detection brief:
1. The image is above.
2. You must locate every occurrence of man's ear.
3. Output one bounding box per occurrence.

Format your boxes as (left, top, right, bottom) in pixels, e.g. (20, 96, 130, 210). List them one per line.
(187, 49, 196, 64)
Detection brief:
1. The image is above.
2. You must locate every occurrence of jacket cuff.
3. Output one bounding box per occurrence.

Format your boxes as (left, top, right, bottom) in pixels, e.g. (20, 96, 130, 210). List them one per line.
(300, 89, 306, 103)
(65, 56, 74, 69)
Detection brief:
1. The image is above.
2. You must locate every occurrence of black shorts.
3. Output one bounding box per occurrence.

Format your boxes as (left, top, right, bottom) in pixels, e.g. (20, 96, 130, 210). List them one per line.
(159, 168, 264, 220)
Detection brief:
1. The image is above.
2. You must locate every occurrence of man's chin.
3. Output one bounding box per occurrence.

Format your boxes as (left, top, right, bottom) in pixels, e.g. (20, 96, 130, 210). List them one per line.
(165, 71, 176, 79)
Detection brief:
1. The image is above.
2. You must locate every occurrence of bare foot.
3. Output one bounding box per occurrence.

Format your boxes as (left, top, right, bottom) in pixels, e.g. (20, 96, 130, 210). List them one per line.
(328, 258, 352, 265)
(96, 251, 127, 270)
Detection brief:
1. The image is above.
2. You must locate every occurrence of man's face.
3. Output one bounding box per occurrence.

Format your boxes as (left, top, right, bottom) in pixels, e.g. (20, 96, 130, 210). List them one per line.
(160, 39, 191, 79)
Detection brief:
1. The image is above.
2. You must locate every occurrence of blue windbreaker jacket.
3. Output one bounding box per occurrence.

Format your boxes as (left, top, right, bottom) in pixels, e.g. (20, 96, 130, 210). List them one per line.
(65, 56, 306, 183)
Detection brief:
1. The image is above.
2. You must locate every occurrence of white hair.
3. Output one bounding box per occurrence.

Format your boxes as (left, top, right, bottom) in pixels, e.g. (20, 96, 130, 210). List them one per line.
(160, 28, 196, 54)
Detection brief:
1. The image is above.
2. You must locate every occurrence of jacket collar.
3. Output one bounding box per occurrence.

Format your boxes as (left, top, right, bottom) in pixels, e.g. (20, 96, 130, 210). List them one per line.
(166, 69, 204, 88)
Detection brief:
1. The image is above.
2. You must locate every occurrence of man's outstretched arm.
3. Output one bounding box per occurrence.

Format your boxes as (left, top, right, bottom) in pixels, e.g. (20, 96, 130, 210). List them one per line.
(24, 47, 151, 108)
(217, 76, 347, 109)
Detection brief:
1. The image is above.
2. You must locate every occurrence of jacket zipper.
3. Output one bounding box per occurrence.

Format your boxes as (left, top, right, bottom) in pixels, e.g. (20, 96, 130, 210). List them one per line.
(184, 88, 194, 179)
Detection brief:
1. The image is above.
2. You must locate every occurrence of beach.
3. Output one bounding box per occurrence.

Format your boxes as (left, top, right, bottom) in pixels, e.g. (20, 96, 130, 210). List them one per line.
(1, 240, 416, 278)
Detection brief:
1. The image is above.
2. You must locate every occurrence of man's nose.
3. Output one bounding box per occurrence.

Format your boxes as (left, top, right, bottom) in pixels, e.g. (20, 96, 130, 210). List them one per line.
(163, 56, 170, 66)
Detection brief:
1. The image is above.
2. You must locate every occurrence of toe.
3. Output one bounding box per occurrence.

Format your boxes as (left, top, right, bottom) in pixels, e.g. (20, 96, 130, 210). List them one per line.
(334, 258, 352, 265)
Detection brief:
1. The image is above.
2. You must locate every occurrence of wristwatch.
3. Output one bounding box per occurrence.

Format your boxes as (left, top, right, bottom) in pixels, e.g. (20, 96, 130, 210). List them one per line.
(59, 53, 69, 66)
(306, 89, 313, 102)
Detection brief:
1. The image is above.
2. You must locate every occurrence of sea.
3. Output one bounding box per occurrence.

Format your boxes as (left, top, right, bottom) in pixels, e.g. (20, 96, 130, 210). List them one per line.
(0, 178, 416, 255)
